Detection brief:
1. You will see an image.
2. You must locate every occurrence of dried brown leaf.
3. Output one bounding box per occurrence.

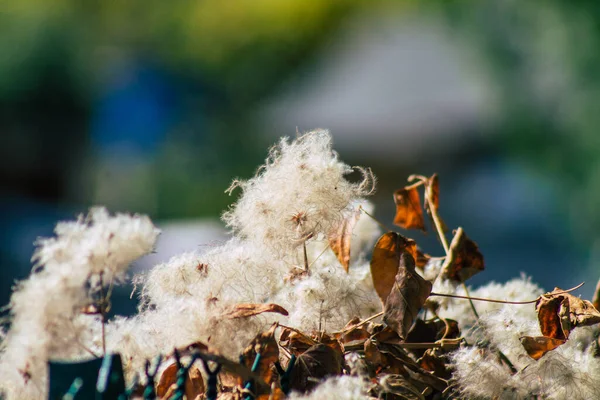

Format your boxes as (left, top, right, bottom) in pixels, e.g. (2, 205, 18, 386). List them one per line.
(156, 362, 206, 399)
(520, 336, 566, 360)
(371, 324, 402, 344)
(536, 288, 600, 340)
(370, 232, 418, 305)
(257, 387, 286, 400)
(185, 365, 205, 400)
(383, 252, 432, 339)
(315, 332, 345, 355)
(223, 303, 289, 319)
(415, 249, 431, 270)
(279, 328, 315, 356)
(191, 350, 269, 393)
(440, 228, 484, 282)
(418, 348, 451, 380)
(393, 186, 425, 231)
(405, 318, 459, 358)
(156, 362, 178, 398)
(364, 339, 406, 376)
(377, 342, 447, 392)
(289, 344, 344, 393)
(329, 208, 361, 272)
(335, 316, 371, 344)
(241, 324, 280, 385)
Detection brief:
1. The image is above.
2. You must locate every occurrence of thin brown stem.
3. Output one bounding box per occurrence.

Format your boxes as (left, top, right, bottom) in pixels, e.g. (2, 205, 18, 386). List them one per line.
(404, 180, 426, 191)
(332, 311, 384, 335)
(77, 340, 100, 358)
(424, 187, 449, 254)
(309, 244, 330, 268)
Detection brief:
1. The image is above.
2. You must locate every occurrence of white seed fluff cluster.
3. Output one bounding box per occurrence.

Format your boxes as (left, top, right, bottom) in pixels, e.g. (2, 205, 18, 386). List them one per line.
(222, 129, 375, 256)
(287, 376, 371, 400)
(443, 276, 600, 399)
(0, 207, 159, 400)
(5, 130, 597, 399)
(105, 131, 381, 379)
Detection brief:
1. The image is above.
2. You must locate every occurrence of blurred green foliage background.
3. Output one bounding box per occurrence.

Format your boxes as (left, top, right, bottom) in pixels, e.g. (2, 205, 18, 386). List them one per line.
(2, 0, 600, 310)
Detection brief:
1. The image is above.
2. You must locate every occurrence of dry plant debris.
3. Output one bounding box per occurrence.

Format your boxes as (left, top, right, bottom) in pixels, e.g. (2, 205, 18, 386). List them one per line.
(0, 132, 599, 400)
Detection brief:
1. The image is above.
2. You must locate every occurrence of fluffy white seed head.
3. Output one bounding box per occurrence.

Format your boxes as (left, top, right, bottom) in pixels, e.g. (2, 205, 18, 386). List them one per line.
(0, 208, 158, 399)
(447, 276, 600, 399)
(222, 130, 375, 258)
(287, 376, 371, 400)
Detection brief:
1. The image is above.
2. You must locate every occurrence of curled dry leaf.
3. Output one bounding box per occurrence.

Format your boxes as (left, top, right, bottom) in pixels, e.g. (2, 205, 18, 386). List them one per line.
(241, 323, 280, 385)
(334, 316, 371, 344)
(376, 342, 447, 392)
(156, 362, 205, 399)
(370, 232, 418, 305)
(520, 336, 566, 360)
(279, 327, 316, 356)
(383, 251, 432, 339)
(393, 186, 425, 231)
(315, 332, 345, 355)
(223, 303, 289, 319)
(536, 288, 600, 341)
(405, 318, 460, 358)
(439, 227, 484, 282)
(419, 348, 451, 380)
(329, 207, 361, 272)
(289, 344, 344, 393)
(185, 365, 206, 400)
(191, 350, 269, 393)
(364, 339, 407, 376)
(415, 249, 431, 270)
(156, 362, 179, 398)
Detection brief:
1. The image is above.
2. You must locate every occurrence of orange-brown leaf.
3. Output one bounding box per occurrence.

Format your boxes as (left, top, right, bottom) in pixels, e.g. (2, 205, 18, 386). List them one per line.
(419, 348, 451, 379)
(370, 232, 418, 305)
(440, 228, 484, 282)
(279, 327, 316, 356)
(415, 249, 431, 270)
(536, 294, 568, 340)
(383, 251, 432, 339)
(536, 288, 600, 340)
(156, 362, 178, 398)
(393, 187, 425, 231)
(520, 336, 566, 360)
(257, 388, 286, 400)
(329, 208, 361, 272)
(185, 365, 205, 400)
(224, 303, 289, 319)
(241, 324, 280, 385)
